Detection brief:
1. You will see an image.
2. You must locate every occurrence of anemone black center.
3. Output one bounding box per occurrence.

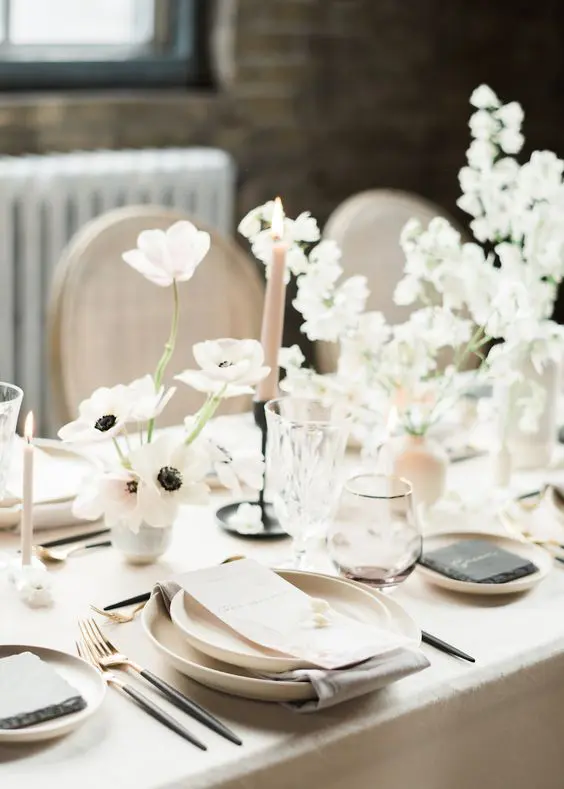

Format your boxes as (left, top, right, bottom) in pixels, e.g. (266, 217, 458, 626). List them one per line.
(218, 360, 234, 368)
(126, 480, 138, 494)
(157, 466, 183, 492)
(94, 414, 117, 432)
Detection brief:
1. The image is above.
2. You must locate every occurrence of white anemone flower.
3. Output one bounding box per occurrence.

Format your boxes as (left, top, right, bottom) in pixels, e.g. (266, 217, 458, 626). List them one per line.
(175, 339, 270, 398)
(125, 375, 176, 422)
(210, 444, 264, 492)
(183, 417, 264, 492)
(129, 435, 210, 527)
(122, 220, 210, 287)
(58, 384, 133, 442)
(72, 469, 144, 532)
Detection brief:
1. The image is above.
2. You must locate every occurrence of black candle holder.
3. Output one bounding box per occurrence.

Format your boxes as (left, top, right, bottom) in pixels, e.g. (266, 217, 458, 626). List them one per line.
(216, 400, 287, 538)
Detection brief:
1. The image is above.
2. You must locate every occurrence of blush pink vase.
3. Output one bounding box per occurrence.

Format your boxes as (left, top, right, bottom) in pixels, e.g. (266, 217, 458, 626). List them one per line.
(390, 435, 448, 508)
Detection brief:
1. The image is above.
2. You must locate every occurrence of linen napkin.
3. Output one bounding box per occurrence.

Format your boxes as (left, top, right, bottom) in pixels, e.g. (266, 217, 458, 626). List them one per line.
(153, 576, 430, 712)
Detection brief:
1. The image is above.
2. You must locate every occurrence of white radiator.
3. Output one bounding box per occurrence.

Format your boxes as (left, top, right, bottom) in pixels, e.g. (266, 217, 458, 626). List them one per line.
(0, 147, 235, 433)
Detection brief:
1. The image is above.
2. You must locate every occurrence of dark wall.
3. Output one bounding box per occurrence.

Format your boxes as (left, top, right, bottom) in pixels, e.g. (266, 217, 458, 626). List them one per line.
(1, 0, 563, 329)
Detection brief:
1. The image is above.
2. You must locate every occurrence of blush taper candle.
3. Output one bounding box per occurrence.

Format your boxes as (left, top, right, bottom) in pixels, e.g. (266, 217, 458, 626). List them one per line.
(256, 197, 287, 401)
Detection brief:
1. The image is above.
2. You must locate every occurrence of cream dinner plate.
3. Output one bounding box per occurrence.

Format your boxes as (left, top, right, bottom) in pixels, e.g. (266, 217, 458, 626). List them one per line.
(417, 530, 552, 595)
(0, 645, 106, 743)
(0, 441, 99, 530)
(143, 572, 420, 702)
(169, 570, 417, 673)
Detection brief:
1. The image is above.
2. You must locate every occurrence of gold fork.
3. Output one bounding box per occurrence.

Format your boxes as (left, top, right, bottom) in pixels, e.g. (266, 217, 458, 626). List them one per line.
(77, 626, 207, 750)
(80, 617, 241, 745)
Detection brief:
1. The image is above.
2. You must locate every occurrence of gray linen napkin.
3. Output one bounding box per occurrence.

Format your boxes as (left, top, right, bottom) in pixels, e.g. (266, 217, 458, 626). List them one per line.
(153, 578, 430, 713)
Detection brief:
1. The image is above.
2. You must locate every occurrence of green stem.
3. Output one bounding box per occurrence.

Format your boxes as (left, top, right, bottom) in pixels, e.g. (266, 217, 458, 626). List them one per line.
(185, 386, 227, 446)
(453, 324, 488, 372)
(147, 280, 180, 443)
(112, 437, 127, 465)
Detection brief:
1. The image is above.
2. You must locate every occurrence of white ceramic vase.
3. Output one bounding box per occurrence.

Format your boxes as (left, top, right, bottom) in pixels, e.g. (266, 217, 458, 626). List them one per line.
(111, 520, 173, 565)
(390, 434, 448, 508)
(499, 356, 561, 470)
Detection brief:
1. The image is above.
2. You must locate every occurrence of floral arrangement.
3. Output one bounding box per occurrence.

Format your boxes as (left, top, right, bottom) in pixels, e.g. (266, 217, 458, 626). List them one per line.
(240, 85, 564, 444)
(58, 221, 268, 532)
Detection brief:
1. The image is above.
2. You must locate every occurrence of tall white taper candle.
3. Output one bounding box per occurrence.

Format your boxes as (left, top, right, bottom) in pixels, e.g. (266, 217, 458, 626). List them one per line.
(21, 411, 34, 566)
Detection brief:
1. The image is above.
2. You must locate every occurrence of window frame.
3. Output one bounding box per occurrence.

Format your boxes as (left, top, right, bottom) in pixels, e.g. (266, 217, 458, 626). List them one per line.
(0, 0, 209, 91)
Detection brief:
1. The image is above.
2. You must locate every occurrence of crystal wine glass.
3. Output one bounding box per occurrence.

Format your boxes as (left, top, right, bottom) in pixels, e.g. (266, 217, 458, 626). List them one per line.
(265, 397, 350, 569)
(328, 473, 422, 588)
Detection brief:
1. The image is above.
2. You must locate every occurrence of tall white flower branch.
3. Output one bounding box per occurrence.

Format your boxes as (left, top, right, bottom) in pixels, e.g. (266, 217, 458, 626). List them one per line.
(243, 86, 564, 440)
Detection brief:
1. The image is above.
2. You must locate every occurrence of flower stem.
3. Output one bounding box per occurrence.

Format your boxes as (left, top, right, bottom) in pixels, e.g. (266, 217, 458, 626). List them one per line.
(112, 437, 127, 464)
(147, 279, 180, 443)
(185, 386, 227, 446)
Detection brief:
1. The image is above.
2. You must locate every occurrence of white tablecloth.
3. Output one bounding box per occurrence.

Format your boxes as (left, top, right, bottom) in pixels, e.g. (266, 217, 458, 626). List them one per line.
(1, 417, 564, 789)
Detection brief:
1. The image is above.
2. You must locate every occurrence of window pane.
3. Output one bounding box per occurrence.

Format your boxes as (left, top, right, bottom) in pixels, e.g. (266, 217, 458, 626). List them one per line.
(10, 0, 154, 46)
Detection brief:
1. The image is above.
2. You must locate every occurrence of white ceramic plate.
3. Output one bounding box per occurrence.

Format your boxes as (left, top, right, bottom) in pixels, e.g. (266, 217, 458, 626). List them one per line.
(169, 570, 416, 673)
(143, 571, 420, 702)
(0, 645, 106, 743)
(417, 531, 552, 595)
(0, 441, 101, 531)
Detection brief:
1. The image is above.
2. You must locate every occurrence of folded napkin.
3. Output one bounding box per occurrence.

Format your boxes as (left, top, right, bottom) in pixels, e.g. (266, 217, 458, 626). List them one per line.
(154, 577, 430, 713)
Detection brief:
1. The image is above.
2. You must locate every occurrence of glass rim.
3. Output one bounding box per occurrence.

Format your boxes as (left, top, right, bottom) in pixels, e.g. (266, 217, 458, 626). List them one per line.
(345, 473, 413, 500)
(0, 382, 24, 400)
(264, 396, 351, 426)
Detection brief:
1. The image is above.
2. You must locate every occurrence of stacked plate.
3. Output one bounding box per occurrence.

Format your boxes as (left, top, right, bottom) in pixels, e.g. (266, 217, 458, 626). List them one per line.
(0, 439, 100, 530)
(142, 570, 420, 703)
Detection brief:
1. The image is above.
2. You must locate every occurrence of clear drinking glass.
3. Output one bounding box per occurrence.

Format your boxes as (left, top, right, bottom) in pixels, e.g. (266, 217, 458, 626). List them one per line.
(328, 474, 422, 588)
(265, 397, 350, 569)
(0, 382, 23, 499)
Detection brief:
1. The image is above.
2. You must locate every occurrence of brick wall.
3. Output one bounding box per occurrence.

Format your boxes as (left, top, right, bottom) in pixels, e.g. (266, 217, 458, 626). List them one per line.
(1, 0, 563, 331)
(0, 0, 561, 224)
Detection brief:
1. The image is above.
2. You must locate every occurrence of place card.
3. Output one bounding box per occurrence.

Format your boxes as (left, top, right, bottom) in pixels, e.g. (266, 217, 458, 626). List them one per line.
(420, 539, 539, 584)
(0, 652, 86, 729)
(179, 559, 410, 669)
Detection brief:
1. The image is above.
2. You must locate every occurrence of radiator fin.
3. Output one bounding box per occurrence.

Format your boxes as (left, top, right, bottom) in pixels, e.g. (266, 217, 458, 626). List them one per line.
(0, 148, 235, 432)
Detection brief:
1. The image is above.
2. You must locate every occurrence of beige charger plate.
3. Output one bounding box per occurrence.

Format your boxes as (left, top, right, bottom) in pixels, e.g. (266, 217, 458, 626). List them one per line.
(417, 531, 552, 595)
(142, 571, 420, 703)
(0, 645, 106, 743)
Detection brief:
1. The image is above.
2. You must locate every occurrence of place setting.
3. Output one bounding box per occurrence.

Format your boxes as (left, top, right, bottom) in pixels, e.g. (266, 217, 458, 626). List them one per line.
(3, 80, 564, 789)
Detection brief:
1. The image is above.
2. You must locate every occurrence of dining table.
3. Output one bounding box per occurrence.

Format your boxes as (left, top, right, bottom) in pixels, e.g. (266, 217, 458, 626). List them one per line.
(1, 413, 564, 789)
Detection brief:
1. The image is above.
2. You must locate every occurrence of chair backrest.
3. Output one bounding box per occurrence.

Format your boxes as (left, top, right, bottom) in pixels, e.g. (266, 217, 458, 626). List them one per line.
(48, 205, 264, 429)
(318, 189, 466, 373)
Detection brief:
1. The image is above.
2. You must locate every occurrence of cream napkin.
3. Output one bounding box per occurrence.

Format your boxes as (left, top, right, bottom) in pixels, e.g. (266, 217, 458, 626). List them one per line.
(153, 577, 429, 712)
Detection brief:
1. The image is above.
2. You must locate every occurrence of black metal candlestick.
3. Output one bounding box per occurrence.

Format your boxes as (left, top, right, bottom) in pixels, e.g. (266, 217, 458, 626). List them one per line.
(215, 400, 287, 538)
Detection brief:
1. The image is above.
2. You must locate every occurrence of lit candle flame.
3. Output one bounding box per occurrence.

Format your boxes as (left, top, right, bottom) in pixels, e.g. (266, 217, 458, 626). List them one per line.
(24, 411, 34, 444)
(271, 197, 285, 241)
